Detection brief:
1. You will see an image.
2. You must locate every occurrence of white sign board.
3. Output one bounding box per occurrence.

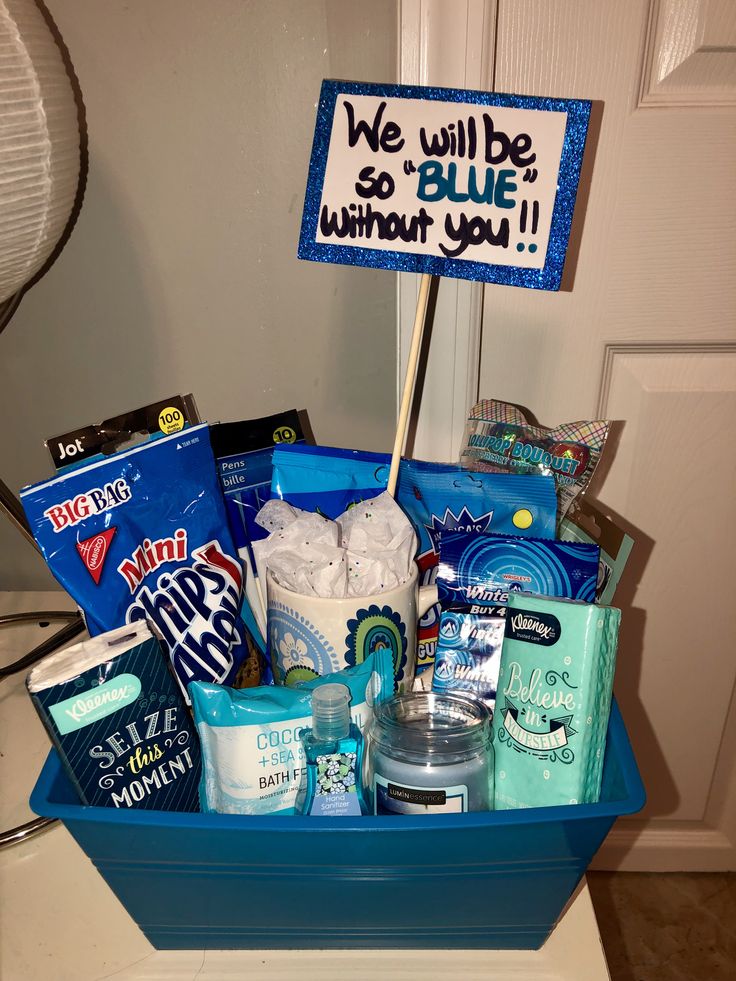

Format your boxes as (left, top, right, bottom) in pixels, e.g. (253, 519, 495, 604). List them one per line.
(299, 82, 591, 290)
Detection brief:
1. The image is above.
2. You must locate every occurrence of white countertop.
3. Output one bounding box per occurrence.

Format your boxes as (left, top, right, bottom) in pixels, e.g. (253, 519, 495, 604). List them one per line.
(0, 592, 610, 981)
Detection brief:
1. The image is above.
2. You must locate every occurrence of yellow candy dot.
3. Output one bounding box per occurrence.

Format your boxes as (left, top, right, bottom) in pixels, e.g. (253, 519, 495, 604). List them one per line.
(512, 508, 533, 530)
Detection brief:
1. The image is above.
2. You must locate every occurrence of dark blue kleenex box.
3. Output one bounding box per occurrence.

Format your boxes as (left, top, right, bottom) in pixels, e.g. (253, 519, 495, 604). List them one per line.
(27, 621, 200, 811)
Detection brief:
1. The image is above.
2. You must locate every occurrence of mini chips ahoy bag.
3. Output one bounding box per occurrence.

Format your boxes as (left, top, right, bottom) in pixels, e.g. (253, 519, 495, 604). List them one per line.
(21, 424, 249, 699)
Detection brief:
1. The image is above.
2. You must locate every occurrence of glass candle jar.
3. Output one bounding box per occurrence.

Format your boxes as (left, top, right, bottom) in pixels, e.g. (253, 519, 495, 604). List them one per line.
(367, 692, 494, 814)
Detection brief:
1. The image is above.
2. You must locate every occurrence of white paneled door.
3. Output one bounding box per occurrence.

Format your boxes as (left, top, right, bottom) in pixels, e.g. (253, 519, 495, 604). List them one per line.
(400, 0, 736, 870)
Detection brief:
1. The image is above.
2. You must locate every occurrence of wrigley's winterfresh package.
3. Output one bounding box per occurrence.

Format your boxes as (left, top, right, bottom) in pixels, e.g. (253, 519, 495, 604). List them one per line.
(436, 532, 600, 609)
(433, 608, 505, 709)
(21, 424, 251, 699)
(433, 532, 599, 709)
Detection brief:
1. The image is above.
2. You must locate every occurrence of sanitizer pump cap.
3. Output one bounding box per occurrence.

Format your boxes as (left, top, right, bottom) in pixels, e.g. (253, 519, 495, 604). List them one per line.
(311, 683, 351, 741)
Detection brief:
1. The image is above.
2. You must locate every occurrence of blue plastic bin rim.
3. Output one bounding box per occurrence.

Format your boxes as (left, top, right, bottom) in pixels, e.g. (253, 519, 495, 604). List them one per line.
(30, 696, 645, 832)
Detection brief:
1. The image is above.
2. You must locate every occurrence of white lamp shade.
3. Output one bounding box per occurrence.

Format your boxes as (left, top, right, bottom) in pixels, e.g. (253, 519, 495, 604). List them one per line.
(0, 0, 81, 303)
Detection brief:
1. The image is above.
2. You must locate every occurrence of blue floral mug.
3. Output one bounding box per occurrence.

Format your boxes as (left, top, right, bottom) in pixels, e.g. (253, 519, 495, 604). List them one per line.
(266, 564, 437, 691)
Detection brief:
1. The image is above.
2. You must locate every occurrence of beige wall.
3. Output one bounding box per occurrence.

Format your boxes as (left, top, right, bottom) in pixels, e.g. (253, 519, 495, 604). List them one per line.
(0, 0, 397, 589)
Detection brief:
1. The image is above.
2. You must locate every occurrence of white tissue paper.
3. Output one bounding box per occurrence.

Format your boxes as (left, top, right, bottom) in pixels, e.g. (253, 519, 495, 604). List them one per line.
(253, 492, 417, 598)
(253, 505, 345, 596)
(339, 493, 418, 595)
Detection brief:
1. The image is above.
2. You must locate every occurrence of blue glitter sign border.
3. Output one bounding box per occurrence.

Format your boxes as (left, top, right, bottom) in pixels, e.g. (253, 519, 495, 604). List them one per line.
(298, 80, 591, 292)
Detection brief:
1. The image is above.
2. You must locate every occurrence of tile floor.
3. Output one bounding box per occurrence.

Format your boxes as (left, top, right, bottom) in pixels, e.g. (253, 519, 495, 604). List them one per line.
(587, 871, 736, 981)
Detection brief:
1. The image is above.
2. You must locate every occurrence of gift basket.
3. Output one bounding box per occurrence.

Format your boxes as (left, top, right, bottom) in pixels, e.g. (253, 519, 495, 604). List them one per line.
(22, 80, 644, 951)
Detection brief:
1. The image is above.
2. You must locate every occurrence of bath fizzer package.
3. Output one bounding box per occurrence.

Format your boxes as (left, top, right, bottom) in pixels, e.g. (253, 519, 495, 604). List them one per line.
(190, 649, 394, 816)
(21, 424, 251, 699)
(493, 592, 620, 810)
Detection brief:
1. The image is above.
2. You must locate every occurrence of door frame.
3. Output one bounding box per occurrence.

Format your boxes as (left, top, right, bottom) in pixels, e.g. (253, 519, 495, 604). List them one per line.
(397, 0, 495, 461)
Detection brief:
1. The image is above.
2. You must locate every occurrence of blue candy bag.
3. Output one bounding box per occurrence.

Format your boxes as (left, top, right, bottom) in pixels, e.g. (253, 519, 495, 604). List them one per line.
(21, 424, 251, 699)
(395, 461, 558, 671)
(271, 443, 390, 519)
(190, 649, 393, 816)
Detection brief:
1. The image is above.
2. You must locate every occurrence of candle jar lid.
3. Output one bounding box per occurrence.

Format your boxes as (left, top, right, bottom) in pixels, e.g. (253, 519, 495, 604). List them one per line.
(369, 692, 492, 765)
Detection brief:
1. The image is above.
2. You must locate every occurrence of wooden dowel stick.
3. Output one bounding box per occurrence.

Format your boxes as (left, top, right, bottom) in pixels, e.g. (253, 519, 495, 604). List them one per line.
(387, 272, 433, 496)
(254, 572, 267, 633)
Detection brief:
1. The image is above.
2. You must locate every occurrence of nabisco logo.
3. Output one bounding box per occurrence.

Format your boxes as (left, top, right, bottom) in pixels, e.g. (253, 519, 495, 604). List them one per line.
(117, 529, 188, 593)
(84, 536, 106, 570)
(76, 528, 116, 585)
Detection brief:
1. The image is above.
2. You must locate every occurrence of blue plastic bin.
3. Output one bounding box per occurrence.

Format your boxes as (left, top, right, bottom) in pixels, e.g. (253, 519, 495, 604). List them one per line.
(30, 697, 644, 951)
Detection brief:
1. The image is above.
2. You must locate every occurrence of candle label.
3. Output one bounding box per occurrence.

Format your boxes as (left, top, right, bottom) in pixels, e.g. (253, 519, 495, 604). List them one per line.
(373, 773, 468, 814)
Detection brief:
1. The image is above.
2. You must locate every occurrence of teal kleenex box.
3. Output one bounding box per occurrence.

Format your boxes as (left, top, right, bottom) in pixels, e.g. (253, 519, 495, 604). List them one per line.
(493, 593, 619, 810)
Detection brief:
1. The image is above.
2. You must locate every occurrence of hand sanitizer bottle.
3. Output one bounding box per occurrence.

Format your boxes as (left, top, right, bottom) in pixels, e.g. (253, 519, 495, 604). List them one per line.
(297, 683, 369, 817)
